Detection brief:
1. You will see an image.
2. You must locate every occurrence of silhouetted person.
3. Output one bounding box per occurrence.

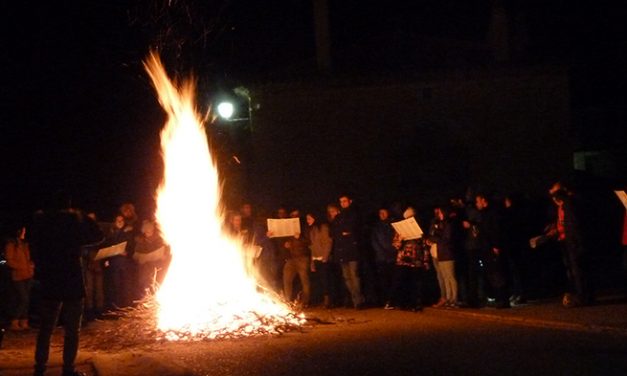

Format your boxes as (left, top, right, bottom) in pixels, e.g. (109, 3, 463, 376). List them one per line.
(30, 193, 103, 376)
(548, 189, 592, 306)
(475, 193, 509, 308)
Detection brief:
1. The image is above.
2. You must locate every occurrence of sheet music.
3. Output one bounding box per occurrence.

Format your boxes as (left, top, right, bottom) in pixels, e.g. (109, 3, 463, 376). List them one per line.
(94, 241, 127, 261)
(614, 190, 627, 210)
(267, 218, 301, 238)
(391, 217, 423, 240)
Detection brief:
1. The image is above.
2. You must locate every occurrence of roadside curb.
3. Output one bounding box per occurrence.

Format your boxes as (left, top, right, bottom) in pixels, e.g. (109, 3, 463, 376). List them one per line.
(423, 307, 627, 336)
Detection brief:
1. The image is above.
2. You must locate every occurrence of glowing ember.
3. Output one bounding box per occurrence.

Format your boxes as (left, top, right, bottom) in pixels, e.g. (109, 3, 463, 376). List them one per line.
(143, 52, 304, 340)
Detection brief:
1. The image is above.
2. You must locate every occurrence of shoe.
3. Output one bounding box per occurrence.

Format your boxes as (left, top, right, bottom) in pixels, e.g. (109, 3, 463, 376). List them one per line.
(432, 298, 446, 308)
(383, 303, 395, 310)
(411, 305, 423, 312)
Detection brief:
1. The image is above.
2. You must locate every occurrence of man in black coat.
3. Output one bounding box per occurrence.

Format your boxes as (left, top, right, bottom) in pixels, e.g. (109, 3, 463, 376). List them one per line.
(475, 193, 510, 308)
(332, 194, 365, 309)
(30, 194, 103, 376)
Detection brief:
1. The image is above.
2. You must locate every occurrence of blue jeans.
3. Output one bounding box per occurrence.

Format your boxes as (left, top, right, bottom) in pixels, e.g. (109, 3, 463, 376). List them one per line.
(340, 261, 364, 307)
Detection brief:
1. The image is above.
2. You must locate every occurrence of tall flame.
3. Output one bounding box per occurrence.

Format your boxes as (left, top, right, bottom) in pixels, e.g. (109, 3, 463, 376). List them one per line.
(143, 52, 302, 340)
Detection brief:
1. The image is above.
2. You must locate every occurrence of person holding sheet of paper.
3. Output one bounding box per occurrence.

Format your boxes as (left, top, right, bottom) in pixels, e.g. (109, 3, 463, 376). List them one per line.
(104, 215, 134, 309)
(134, 219, 167, 296)
(282, 229, 311, 308)
(385, 207, 429, 311)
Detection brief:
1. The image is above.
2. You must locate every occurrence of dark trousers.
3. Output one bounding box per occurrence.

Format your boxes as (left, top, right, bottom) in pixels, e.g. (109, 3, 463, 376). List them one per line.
(388, 265, 423, 308)
(482, 249, 509, 305)
(465, 248, 482, 307)
(376, 262, 396, 306)
(283, 258, 311, 305)
(107, 263, 132, 308)
(12, 279, 33, 320)
(559, 241, 590, 303)
(35, 299, 84, 375)
(312, 260, 333, 299)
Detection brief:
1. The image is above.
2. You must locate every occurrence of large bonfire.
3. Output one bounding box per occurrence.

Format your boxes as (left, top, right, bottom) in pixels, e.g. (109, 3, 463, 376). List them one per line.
(143, 52, 304, 341)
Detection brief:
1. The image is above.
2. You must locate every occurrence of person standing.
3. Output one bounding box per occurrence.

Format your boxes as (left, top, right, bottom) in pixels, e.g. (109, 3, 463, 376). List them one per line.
(30, 195, 103, 376)
(370, 208, 398, 306)
(475, 193, 510, 308)
(133, 220, 167, 297)
(385, 234, 429, 311)
(282, 231, 311, 308)
(427, 207, 459, 307)
(104, 215, 134, 309)
(548, 189, 592, 307)
(306, 212, 333, 307)
(332, 194, 365, 309)
(5, 226, 35, 330)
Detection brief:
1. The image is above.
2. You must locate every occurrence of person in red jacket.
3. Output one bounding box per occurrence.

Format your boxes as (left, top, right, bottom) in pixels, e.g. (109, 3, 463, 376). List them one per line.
(5, 226, 35, 330)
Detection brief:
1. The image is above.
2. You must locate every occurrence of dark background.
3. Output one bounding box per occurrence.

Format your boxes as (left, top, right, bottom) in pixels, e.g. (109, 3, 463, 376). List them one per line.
(1, 0, 626, 233)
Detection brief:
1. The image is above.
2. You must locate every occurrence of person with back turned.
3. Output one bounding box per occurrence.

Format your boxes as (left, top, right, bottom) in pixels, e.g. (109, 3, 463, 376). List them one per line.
(29, 192, 103, 376)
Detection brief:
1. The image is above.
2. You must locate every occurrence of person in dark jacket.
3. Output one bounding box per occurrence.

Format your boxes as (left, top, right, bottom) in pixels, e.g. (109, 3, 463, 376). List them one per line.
(332, 194, 365, 309)
(461, 199, 484, 307)
(475, 193, 509, 308)
(104, 215, 134, 309)
(370, 208, 398, 306)
(30, 195, 103, 376)
(282, 231, 311, 307)
(427, 206, 460, 307)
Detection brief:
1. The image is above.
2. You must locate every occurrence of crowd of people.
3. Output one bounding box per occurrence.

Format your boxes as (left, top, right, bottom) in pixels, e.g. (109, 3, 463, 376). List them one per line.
(1, 181, 626, 375)
(3, 182, 624, 330)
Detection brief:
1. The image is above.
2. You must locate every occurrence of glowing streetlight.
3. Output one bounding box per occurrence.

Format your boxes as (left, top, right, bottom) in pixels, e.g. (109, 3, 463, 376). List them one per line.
(217, 101, 235, 120)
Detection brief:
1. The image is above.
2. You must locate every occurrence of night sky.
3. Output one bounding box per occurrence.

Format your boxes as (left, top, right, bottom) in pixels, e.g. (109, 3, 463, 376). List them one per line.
(1, 1, 625, 233)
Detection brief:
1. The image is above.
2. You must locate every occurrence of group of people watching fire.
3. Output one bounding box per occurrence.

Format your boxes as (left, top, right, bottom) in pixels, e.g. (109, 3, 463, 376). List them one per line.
(3, 180, 625, 337)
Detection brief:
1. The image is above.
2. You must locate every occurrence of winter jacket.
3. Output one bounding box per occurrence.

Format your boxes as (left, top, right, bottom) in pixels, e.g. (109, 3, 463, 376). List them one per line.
(5, 239, 35, 281)
(308, 223, 332, 261)
(371, 220, 397, 264)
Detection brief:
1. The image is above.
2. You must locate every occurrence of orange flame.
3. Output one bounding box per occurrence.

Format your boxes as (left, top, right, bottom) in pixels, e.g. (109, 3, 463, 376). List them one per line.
(143, 52, 303, 340)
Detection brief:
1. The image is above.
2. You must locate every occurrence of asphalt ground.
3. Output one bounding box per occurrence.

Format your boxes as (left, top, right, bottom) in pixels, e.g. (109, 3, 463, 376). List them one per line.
(1, 303, 626, 376)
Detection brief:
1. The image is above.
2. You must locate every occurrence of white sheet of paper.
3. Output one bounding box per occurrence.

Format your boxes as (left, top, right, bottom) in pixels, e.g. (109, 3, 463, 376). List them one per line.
(267, 218, 301, 238)
(614, 190, 627, 210)
(94, 241, 127, 261)
(133, 246, 166, 265)
(391, 217, 423, 240)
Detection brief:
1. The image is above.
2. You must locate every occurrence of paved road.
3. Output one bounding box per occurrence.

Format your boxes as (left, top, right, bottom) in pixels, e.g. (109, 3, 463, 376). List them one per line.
(2, 308, 626, 375)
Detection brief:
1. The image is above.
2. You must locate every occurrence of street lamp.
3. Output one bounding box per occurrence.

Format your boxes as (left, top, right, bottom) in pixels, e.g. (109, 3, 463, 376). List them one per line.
(214, 87, 253, 132)
(217, 101, 235, 120)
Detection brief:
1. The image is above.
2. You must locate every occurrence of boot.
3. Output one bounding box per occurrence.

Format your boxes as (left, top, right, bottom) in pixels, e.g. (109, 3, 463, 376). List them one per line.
(19, 319, 30, 330)
(10, 319, 22, 331)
